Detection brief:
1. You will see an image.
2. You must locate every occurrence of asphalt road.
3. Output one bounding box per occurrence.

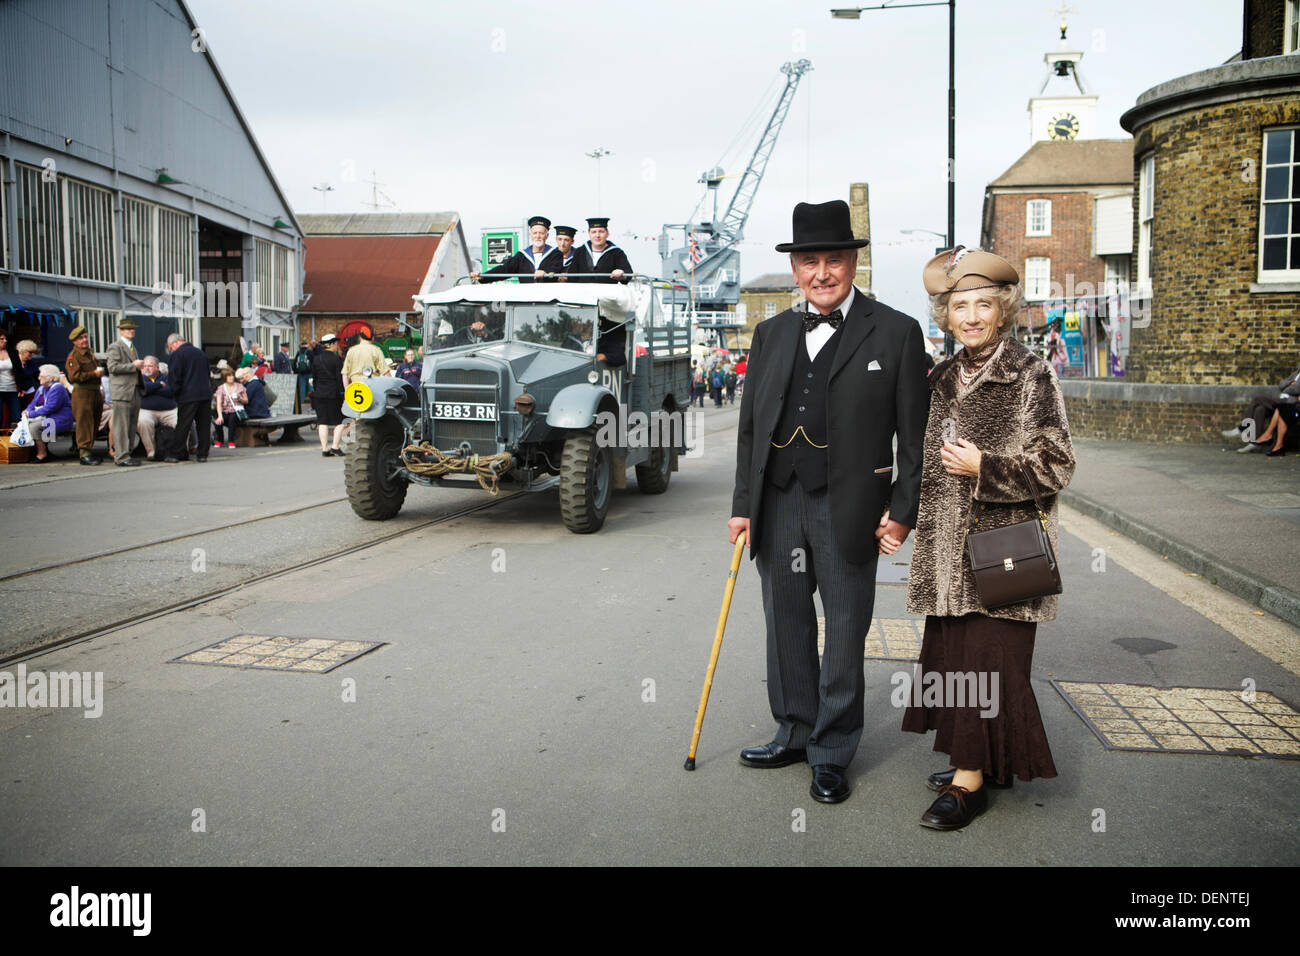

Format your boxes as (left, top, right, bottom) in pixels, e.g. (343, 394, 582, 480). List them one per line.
(1, 403, 1297, 865)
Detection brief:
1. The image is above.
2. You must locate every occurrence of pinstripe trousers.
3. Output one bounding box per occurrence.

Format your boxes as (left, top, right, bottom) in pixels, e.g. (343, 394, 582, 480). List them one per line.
(755, 480, 878, 767)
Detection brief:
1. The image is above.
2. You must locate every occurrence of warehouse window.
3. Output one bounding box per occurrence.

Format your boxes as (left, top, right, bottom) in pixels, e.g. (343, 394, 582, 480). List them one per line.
(63, 178, 116, 283)
(77, 308, 121, 354)
(1137, 154, 1154, 294)
(254, 239, 294, 311)
(1025, 258, 1051, 300)
(15, 162, 61, 275)
(0, 164, 6, 270)
(123, 198, 194, 291)
(1026, 199, 1051, 237)
(1259, 127, 1299, 281)
(158, 206, 194, 290)
(1286, 1, 1299, 54)
(764, 300, 776, 319)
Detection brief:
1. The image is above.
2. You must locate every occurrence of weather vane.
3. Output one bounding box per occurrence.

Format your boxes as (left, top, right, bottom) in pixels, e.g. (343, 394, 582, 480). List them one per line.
(1052, 1, 1078, 39)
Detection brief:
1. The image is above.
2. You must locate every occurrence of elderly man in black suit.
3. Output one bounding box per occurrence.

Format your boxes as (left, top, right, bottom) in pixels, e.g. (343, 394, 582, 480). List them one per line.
(728, 200, 929, 804)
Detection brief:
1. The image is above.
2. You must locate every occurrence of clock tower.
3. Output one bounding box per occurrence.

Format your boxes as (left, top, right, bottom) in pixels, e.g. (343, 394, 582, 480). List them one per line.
(1028, 8, 1098, 144)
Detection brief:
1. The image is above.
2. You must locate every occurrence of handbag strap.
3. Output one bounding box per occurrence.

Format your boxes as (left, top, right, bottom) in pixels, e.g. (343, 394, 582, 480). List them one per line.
(968, 458, 1050, 532)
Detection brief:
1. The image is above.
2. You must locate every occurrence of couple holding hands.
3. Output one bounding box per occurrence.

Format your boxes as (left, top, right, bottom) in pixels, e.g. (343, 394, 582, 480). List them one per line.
(729, 200, 1075, 831)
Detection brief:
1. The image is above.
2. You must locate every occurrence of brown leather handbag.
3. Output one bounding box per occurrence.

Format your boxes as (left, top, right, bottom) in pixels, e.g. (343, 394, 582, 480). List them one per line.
(965, 461, 1062, 609)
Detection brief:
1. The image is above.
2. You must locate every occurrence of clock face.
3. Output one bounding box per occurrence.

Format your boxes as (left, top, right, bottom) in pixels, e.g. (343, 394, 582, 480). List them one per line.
(1049, 112, 1080, 141)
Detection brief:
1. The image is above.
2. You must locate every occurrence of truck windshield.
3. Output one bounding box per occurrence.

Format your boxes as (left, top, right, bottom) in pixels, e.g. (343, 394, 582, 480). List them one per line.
(511, 304, 598, 354)
(425, 303, 507, 352)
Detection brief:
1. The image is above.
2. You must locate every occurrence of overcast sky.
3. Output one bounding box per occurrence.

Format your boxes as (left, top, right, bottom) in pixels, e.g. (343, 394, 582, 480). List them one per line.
(187, 0, 1241, 321)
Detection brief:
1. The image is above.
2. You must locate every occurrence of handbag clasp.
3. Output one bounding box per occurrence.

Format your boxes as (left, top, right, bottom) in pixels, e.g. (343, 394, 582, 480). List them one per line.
(1003, 557, 1014, 572)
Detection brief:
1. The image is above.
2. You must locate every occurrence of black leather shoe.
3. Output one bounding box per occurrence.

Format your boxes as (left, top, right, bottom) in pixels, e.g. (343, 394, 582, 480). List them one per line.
(920, 784, 988, 830)
(79, 456, 101, 466)
(926, 768, 1015, 792)
(809, 763, 850, 804)
(163, 456, 180, 463)
(739, 742, 807, 769)
(196, 457, 208, 462)
(115, 458, 141, 466)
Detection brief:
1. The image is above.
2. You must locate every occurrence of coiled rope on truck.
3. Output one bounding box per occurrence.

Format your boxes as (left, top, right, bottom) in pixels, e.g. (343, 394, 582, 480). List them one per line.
(401, 443, 514, 495)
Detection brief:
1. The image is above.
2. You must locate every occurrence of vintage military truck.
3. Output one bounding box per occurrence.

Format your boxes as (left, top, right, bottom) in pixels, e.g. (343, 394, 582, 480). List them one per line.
(341, 277, 694, 533)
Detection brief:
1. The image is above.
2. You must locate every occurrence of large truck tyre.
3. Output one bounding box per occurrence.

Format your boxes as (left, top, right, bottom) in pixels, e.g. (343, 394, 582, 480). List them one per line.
(559, 430, 611, 533)
(634, 444, 671, 494)
(345, 417, 409, 520)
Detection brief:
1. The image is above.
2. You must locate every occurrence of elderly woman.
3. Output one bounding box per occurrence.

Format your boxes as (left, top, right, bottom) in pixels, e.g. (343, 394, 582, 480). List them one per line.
(236, 366, 271, 418)
(896, 247, 1075, 831)
(21, 364, 75, 462)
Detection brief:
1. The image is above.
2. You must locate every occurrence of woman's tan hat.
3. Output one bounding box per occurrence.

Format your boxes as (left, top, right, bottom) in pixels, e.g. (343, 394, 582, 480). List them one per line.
(922, 246, 1020, 294)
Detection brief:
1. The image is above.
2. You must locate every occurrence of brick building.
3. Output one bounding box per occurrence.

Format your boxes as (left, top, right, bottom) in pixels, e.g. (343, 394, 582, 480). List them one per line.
(298, 212, 472, 349)
(981, 139, 1134, 337)
(736, 272, 800, 345)
(1066, 0, 1300, 443)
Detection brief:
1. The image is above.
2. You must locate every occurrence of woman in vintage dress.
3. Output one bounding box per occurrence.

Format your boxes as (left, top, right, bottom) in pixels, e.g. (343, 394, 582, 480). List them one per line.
(897, 247, 1075, 830)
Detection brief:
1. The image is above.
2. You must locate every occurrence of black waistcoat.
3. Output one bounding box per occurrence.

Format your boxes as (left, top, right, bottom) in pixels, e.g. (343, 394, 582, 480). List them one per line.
(766, 326, 842, 492)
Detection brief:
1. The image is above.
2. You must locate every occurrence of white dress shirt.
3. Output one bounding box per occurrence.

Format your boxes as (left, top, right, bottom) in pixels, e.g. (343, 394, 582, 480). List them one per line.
(805, 287, 855, 360)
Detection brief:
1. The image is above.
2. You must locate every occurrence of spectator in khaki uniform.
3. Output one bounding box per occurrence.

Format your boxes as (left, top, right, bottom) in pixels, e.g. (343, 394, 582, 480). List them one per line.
(64, 325, 105, 466)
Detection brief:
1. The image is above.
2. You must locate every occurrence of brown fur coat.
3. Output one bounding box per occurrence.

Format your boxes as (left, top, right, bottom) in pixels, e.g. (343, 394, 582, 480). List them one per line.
(905, 337, 1075, 622)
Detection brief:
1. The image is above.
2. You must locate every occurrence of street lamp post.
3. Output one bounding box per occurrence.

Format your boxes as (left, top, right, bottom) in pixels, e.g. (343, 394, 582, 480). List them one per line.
(832, 1, 956, 355)
(586, 147, 612, 212)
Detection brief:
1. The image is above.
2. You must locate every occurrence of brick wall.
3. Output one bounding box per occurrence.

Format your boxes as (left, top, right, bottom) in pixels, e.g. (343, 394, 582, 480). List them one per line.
(1127, 92, 1300, 385)
(1064, 397, 1240, 443)
(985, 190, 1110, 328)
(1244, 0, 1284, 59)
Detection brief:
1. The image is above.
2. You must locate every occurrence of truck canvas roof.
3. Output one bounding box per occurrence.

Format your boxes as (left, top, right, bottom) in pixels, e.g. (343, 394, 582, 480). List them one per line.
(416, 282, 640, 320)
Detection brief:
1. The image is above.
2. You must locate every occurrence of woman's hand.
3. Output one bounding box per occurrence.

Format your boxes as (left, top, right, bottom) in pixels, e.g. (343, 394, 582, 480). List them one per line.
(940, 438, 982, 478)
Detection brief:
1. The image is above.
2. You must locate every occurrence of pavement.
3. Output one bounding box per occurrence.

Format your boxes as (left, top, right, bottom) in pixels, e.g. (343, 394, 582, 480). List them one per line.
(1061, 438, 1300, 627)
(1, 399, 1298, 866)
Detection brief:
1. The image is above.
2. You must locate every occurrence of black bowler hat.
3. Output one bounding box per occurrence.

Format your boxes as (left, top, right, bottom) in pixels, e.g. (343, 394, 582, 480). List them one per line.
(775, 200, 870, 253)
(586, 217, 610, 229)
(527, 216, 551, 229)
(554, 225, 577, 238)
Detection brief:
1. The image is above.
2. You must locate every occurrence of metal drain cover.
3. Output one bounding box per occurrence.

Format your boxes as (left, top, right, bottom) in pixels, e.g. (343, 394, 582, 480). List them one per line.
(1053, 680, 1300, 759)
(171, 635, 385, 673)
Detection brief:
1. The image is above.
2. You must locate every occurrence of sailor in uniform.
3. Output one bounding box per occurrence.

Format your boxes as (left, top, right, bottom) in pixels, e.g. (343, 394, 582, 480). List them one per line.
(569, 217, 632, 283)
(554, 225, 578, 273)
(474, 216, 563, 283)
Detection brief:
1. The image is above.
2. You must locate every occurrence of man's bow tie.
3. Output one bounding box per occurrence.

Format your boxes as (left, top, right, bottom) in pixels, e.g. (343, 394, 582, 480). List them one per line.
(802, 309, 844, 333)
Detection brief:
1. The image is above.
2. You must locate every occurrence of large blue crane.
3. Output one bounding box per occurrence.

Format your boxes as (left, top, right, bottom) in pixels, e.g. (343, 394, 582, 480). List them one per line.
(660, 59, 813, 324)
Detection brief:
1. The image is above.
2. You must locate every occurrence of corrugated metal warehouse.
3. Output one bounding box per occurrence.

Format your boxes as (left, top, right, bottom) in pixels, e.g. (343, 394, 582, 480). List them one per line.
(0, 0, 303, 364)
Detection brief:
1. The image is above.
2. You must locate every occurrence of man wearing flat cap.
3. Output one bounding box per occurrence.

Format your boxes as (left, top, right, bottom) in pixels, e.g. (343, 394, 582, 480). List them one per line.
(64, 324, 105, 465)
(728, 199, 929, 804)
(474, 216, 563, 283)
(105, 317, 146, 465)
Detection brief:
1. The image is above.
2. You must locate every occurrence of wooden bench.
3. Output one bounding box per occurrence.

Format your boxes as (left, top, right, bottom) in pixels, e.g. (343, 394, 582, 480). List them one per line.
(236, 414, 317, 447)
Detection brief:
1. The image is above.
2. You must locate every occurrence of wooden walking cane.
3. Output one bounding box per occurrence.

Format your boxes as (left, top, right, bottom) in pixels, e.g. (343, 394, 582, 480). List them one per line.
(684, 529, 747, 771)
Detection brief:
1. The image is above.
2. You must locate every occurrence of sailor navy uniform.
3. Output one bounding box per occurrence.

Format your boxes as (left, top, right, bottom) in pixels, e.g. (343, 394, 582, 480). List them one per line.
(481, 244, 564, 283)
(569, 241, 632, 283)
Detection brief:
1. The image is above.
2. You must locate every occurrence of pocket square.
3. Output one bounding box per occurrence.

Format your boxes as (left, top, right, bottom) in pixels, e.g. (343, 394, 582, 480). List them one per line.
(867, 360, 882, 371)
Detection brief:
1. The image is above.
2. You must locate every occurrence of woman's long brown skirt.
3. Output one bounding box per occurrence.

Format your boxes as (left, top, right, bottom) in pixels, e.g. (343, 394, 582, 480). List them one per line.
(900, 613, 1057, 784)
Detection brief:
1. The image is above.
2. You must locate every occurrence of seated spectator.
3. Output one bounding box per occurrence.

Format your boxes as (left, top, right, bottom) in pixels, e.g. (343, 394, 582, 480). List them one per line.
(0, 329, 23, 429)
(1254, 402, 1298, 458)
(137, 355, 178, 461)
(238, 366, 271, 418)
(1224, 362, 1300, 453)
(21, 364, 75, 462)
(212, 367, 247, 449)
(395, 348, 422, 388)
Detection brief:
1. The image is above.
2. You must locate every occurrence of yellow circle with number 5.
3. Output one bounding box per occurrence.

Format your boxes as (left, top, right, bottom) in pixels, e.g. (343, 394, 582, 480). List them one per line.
(345, 382, 373, 411)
